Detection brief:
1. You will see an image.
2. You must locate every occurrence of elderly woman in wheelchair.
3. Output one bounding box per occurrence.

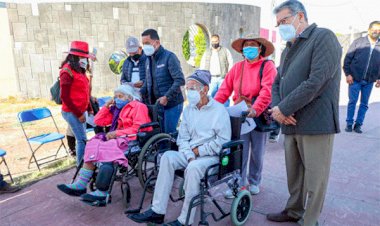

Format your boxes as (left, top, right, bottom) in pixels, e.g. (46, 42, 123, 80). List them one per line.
(128, 70, 251, 226)
(57, 84, 151, 203)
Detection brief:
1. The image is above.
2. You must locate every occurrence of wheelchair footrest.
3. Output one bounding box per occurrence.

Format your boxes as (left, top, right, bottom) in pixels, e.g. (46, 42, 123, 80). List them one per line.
(80, 194, 111, 207)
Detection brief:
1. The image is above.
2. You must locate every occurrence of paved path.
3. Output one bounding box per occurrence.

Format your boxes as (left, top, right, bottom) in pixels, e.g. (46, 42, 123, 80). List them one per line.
(1, 103, 379, 226)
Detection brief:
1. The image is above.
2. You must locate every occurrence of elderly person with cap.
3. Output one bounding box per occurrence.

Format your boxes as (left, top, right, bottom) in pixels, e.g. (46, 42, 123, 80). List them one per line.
(128, 70, 231, 226)
(214, 34, 277, 197)
(120, 36, 147, 90)
(60, 40, 94, 164)
(57, 84, 151, 203)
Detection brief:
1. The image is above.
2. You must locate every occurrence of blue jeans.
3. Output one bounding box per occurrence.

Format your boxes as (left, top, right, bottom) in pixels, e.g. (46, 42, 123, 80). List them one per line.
(62, 111, 87, 164)
(346, 80, 374, 126)
(209, 77, 230, 107)
(158, 103, 183, 134)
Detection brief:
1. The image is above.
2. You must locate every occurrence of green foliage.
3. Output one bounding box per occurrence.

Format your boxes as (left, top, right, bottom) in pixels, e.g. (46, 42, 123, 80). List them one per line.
(182, 30, 191, 61)
(194, 27, 207, 68)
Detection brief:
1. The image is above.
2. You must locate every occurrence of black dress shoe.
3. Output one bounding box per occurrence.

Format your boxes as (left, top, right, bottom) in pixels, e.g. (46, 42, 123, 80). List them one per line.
(266, 210, 300, 222)
(127, 208, 165, 224)
(57, 184, 86, 196)
(163, 220, 185, 226)
(353, 124, 363, 133)
(345, 125, 352, 132)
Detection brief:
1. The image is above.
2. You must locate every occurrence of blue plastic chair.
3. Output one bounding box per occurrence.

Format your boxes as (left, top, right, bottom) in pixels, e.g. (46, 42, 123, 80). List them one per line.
(17, 107, 69, 171)
(0, 149, 13, 183)
(97, 96, 112, 108)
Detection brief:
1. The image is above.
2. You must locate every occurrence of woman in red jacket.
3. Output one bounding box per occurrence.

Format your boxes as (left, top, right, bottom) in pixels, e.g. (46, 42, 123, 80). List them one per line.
(214, 34, 277, 196)
(60, 41, 93, 165)
(57, 84, 151, 203)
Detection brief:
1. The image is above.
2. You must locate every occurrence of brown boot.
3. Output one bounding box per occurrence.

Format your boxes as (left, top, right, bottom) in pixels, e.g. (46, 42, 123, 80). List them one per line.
(266, 210, 300, 222)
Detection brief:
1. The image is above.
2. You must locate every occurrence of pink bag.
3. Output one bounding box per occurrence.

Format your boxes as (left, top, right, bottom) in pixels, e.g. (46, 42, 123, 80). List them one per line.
(84, 133, 129, 167)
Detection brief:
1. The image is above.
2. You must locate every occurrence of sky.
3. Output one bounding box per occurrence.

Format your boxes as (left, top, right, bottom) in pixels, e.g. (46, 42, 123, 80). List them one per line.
(8, 0, 379, 34)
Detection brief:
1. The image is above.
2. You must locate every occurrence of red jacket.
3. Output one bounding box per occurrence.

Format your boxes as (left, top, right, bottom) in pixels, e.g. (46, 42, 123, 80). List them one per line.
(60, 63, 90, 117)
(214, 58, 277, 116)
(94, 100, 152, 139)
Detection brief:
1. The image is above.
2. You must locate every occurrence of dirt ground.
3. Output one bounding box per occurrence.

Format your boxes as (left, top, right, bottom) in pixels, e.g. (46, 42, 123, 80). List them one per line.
(0, 98, 75, 178)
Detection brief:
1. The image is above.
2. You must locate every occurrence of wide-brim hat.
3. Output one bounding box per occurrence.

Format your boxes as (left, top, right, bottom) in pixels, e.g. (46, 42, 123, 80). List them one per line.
(65, 41, 90, 58)
(231, 34, 274, 57)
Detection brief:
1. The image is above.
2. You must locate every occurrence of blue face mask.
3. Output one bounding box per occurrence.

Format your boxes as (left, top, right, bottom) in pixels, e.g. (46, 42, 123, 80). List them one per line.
(243, 47, 259, 60)
(143, 44, 155, 56)
(115, 98, 129, 109)
(279, 14, 299, 41)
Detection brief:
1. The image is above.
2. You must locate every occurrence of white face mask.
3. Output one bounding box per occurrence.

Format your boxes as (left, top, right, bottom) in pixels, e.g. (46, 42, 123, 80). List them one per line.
(187, 90, 201, 106)
(143, 44, 155, 56)
(79, 58, 88, 69)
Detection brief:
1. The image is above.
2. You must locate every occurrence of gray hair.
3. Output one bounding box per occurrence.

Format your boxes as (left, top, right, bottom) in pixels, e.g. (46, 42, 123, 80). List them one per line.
(114, 84, 141, 101)
(273, 0, 308, 22)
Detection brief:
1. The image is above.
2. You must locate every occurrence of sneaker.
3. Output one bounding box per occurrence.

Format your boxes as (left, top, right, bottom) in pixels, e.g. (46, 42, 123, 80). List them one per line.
(353, 124, 362, 134)
(269, 134, 280, 143)
(249, 185, 260, 195)
(0, 183, 21, 194)
(224, 189, 235, 199)
(345, 125, 352, 132)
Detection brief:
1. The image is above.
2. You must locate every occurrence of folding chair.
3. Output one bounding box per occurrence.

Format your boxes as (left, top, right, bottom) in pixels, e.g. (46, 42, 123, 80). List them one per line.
(17, 107, 69, 171)
(0, 149, 13, 183)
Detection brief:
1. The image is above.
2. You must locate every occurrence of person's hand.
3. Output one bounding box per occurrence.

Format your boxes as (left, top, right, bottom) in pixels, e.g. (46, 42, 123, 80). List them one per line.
(78, 114, 86, 123)
(375, 80, 380, 88)
(269, 106, 286, 124)
(283, 115, 297, 126)
(247, 108, 257, 118)
(105, 99, 115, 108)
(192, 147, 199, 156)
(346, 75, 354, 85)
(158, 96, 168, 106)
(106, 131, 117, 140)
(134, 80, 144, 88)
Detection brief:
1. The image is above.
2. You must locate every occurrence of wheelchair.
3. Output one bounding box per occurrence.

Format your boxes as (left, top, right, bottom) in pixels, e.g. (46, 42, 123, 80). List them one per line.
(70, 103, 177, 208)
(127, 112, 253, 226)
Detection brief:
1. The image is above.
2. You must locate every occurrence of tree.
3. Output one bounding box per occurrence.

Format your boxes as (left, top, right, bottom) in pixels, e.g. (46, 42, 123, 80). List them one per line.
(182, 30, 191, 61)
(194, 27, 207, 68)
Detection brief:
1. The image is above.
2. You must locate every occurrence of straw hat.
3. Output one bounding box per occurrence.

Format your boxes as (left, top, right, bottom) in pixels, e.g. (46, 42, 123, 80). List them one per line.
(231, 33, 274, 57)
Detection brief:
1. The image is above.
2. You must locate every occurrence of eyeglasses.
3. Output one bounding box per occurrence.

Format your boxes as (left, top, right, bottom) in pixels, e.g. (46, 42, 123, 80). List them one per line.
(275, 13, 297, 27)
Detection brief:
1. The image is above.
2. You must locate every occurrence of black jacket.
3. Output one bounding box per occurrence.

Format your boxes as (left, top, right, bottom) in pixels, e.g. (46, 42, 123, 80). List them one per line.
(141, 46, 185, 108)
(343, 37, 380, 82)
(120, 53, 147, 84)
(272, 24, 342, 135)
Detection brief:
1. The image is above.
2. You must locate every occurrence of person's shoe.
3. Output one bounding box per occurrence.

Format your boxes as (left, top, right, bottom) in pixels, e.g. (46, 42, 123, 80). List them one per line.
(353, 124, 363, 134)
(345, 125, 353, 132)
(57, 184, 86, 196)
(127, 208, 165, 224)
(266, 210, 300, 222)
(269, 133, 280, 143)
(80, 193, 107, 202)
(0, 183, 21, 194)
(249, 185, 260, 195)
(163, 219, 186, 226)
(224, 189, 235, 199)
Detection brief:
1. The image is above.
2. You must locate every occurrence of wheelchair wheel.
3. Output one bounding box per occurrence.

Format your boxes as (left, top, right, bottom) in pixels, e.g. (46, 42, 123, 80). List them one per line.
(137, 133, 173, 192)
(230, 190, 252, 226)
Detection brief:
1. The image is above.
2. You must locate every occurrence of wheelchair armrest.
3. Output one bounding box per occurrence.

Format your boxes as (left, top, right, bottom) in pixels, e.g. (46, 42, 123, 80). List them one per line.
(138, 122, 160, 131)
(222, 140, 244, 149)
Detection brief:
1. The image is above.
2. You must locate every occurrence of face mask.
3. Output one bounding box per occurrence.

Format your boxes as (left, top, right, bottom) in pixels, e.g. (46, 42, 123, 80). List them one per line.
(79, 58, 88, 69)
(115, 98, 129, 109)
(143, 44, 155, 56)
(187, 90, 201, 106)
(243, 47, 259, 60)
(212, 43, 220, 49)
(131, 54, 141, 61)
(279, 14, 299, 41)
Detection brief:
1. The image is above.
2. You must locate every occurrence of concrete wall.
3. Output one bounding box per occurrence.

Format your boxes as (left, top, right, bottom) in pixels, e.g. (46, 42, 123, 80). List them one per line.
(5, 2, 260, 98)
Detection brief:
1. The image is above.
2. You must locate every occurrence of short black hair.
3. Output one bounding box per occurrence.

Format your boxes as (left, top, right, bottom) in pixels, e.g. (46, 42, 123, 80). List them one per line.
(211, 34, 220, 39)
(369, 21, 380, 29)
(141, 29, 160, 40)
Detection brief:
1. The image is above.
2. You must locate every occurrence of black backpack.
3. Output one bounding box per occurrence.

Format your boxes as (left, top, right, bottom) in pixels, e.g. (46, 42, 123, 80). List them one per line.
(50, 68, 73, 105)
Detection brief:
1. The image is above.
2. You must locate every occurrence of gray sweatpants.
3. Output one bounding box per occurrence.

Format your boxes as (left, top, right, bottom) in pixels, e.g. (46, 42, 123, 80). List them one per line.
(241, 129, 268, 186)
(151, 151, 218, 225)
